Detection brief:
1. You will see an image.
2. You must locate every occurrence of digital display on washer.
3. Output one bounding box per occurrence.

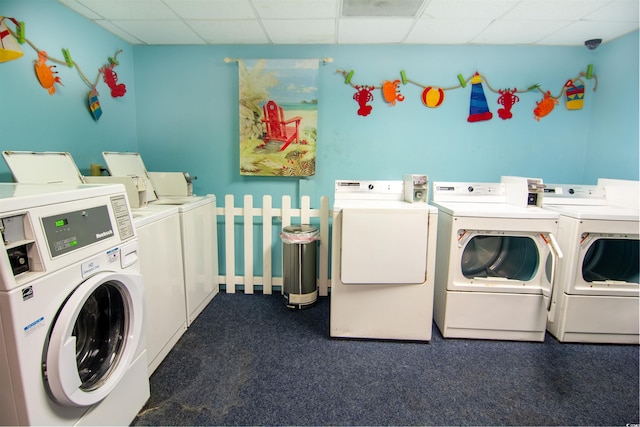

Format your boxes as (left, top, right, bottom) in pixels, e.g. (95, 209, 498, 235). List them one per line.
(42, 205, 114, 258)
(55, 218, 69, 227)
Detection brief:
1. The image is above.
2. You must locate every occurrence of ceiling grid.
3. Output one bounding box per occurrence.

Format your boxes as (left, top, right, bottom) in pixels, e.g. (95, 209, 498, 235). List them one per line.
(55, 0, 639, 46)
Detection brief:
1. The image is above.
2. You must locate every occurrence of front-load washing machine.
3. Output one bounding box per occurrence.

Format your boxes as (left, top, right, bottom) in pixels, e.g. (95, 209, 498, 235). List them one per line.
(2, 150, 189, 373)
(431, 177, 563, 341)
(330, 180, 438, 341)
(543, 180, 639, 343)
(0, 183, 149, 425)
(102, 152, 219, 326)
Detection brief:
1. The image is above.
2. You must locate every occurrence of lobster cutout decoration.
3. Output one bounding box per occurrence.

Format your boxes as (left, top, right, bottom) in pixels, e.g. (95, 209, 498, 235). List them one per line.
(497, 88, 519, 120)
(353, 85, 375, 116)
(101, 63, 126, 98)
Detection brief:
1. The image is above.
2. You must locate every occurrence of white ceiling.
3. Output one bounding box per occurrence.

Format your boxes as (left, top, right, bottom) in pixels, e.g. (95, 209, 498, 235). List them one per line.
(56, 0, 639, 46)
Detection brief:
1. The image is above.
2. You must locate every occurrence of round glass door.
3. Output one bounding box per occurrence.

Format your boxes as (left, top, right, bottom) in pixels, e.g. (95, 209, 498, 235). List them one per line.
(582, 238, 639, 283)
(73, 283, 126, 391)
(44, 272, 143, 407)
(461, 235, 539, 281)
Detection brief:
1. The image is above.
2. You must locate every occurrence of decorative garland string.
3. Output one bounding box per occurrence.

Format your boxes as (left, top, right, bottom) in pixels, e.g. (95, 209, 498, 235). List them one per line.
(337, 68, 598, 101)
(5, 21, 122, 90)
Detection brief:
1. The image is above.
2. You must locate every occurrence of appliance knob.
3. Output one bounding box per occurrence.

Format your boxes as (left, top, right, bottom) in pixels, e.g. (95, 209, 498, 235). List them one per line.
(467, 186, 474, 192)
(569, 188, 575, 194)
(368, 184, 374, 190)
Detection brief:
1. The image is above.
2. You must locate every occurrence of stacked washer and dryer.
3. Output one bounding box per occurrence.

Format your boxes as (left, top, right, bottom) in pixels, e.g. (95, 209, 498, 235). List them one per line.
(0, 183, 149, 425)
(543, 178, 639, 344)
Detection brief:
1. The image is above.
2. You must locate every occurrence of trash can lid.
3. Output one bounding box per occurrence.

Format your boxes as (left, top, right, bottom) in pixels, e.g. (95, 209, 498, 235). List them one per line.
(281, 224, 319, 243)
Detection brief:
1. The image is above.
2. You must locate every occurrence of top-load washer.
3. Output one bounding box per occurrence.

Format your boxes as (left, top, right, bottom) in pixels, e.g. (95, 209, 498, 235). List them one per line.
(2, 150, 188, 374)
(0, 182, 149, 425)
(543, 179, 639, 343)
(330, 179, 438, 341)
(431, 177, 563, 341)
(102, 151, 219, 325)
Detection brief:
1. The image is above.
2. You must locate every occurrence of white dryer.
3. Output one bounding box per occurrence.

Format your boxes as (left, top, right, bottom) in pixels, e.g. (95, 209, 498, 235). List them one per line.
(543, 180, 639, 343)
(330, 180, 438, 341)
(0, 183, 149, 425)
(102, 152, 219, 326)
(431, 177, 563, 341)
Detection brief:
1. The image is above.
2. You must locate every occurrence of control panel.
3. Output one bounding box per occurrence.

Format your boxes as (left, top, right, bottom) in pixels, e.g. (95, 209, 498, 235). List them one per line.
(404, 174, 428, 203)
(42, 205, 113, 258)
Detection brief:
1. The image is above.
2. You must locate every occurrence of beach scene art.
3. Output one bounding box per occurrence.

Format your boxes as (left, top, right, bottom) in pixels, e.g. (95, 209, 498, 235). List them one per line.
(239, 59, 318, 176)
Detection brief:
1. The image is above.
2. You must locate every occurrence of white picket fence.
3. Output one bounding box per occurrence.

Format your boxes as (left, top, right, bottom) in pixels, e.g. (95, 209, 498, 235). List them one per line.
(216, 194, 330, 296)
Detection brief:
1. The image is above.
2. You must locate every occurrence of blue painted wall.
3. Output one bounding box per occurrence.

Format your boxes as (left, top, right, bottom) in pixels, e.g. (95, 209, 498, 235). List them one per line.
(0, 0, 138, 181)
(583, 31, 639, 183)
(1, 1, 638, 277)
(2, 1, 637, 197)
(133, 38, 639, 207)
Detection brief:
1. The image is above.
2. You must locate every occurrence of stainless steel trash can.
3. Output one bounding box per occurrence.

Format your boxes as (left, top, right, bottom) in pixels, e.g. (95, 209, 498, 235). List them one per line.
(281, 225, 319, 309)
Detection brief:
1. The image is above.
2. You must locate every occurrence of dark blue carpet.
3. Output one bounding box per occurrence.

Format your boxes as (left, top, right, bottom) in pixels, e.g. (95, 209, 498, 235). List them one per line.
(132, 292, 640, 426)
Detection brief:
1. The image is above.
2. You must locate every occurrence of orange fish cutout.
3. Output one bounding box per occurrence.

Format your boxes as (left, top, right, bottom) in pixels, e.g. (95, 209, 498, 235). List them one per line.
(34, 51, 62, 95)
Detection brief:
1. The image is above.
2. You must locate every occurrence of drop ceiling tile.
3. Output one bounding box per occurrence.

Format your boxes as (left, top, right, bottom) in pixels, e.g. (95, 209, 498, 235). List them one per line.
(94, 20, 144, 43)
(189, 20, 269, 43)
(164, 0, 255, 20)
(473, 19, 571, 44)
(263, 19, 336, 43)
(539, 20, 640, 45)
(422, 0, 516, 20)
(338, 18, 413, 43)
(584, 0, 640, 22)
(405, 18, 492, 44)
(112, 20, 205, 44)
(76, 0, 178, 19)
(253, 0, 338, 19)
(56, 0, 103, 19)
(503, 0, 611, 20)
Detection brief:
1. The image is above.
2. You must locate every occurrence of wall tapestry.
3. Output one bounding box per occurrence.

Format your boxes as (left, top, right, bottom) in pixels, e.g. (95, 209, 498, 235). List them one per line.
(239, 59, 318, 176)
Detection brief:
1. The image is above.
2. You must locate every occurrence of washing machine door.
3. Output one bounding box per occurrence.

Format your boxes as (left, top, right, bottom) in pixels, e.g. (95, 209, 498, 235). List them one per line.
(44, 271, 144, 407)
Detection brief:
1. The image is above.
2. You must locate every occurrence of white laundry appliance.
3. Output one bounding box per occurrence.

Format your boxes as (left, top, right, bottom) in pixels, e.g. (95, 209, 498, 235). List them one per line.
(543, 180, 639, 344)
(2, 150, 188, 374)
(131, 204, 187, 374)
(431, 177, 563, 341)
(102, 152, 219, 326)
(330, 179, 438, 341)
(0, 183, 149, 425)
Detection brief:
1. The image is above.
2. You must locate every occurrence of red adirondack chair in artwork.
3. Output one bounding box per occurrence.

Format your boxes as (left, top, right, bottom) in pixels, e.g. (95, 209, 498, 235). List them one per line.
(261, 100, 303, 151)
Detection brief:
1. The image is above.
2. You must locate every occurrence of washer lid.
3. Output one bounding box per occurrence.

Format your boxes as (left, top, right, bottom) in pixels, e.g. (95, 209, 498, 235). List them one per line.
(102, 152, 157, 203)
(2, 151, 84, 184)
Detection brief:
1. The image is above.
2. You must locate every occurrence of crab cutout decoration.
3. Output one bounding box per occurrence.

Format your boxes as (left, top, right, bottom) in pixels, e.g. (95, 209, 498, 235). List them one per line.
(34, 51, 62, 95)
(381, 80, 404, 106)
(534, 91, 558, 121)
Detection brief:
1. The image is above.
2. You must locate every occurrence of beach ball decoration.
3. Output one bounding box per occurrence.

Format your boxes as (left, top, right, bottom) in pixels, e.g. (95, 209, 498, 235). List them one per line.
(421, 86, 445, 108)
